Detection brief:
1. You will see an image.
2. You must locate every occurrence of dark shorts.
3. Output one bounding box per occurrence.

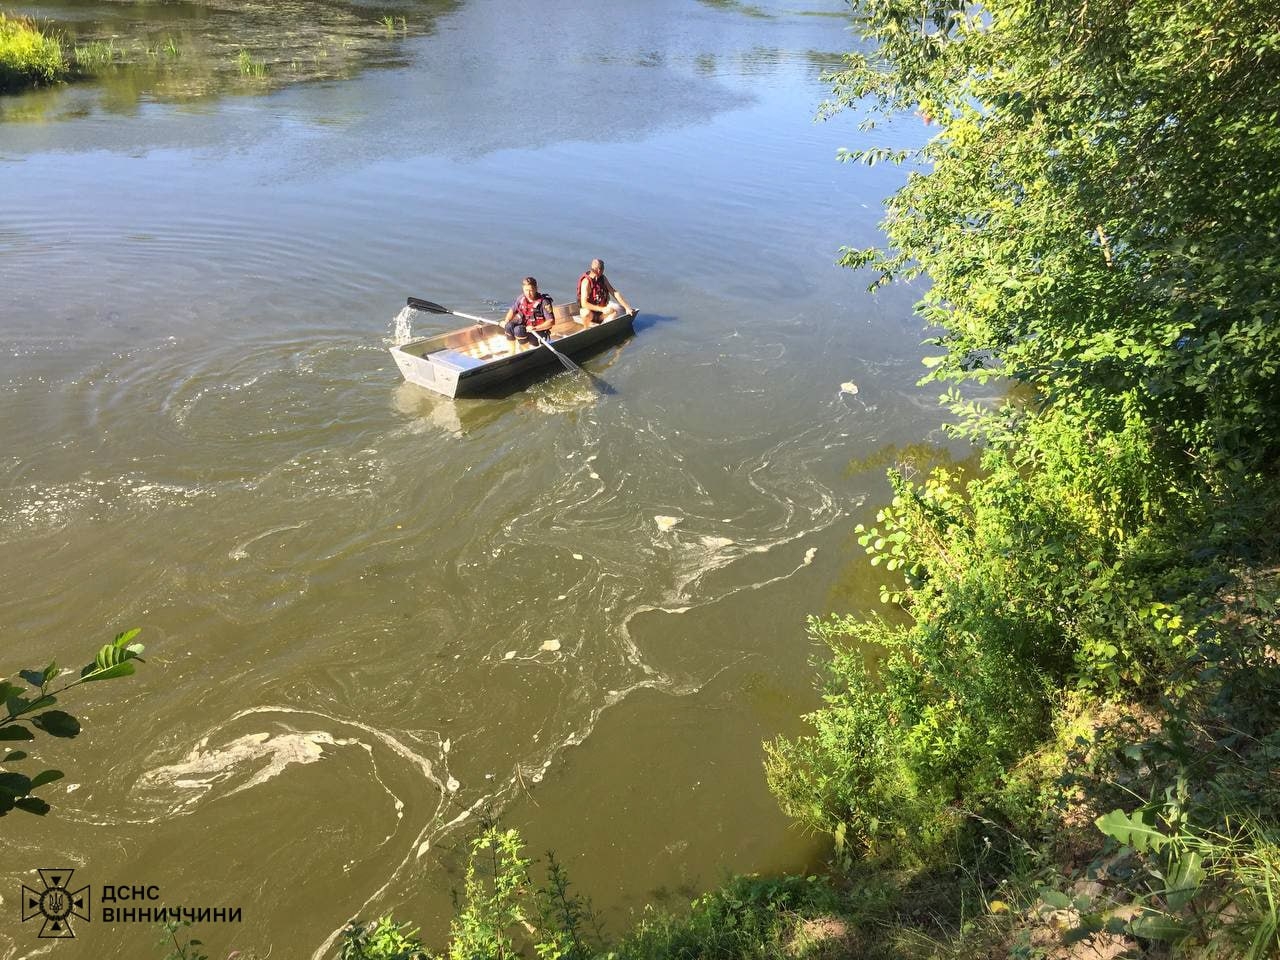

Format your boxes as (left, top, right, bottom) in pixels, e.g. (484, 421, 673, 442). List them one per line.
(505, 320, 549, 342)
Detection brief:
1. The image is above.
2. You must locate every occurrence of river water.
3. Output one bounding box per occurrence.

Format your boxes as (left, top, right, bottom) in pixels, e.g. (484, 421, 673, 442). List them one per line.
(0, 1, 948, 956)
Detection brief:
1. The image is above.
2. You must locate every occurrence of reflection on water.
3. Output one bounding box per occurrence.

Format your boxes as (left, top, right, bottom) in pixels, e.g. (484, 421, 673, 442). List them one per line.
(3, 0, 458, 122)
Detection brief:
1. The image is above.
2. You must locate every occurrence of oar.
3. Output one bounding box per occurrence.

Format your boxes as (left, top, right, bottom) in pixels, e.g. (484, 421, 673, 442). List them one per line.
(408, 297, 610, 393)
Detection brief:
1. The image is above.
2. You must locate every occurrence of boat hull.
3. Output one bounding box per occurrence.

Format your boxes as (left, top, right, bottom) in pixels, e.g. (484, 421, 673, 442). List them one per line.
(391, 306, 635, 398)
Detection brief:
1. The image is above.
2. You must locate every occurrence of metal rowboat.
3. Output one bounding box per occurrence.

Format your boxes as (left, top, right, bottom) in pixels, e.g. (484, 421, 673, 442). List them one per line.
(390, 302, 635, 398)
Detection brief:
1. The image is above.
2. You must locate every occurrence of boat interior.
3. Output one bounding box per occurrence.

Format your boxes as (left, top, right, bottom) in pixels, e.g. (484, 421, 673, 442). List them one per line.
(400, 303, 627, 364)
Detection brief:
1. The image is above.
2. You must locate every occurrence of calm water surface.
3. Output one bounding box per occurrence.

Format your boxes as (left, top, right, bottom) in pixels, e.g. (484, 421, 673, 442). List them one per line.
(1, 1, 951, 955)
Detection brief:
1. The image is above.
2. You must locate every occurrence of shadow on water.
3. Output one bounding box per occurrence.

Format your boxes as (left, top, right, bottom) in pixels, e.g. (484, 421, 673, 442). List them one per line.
(632, 312, 679, 334)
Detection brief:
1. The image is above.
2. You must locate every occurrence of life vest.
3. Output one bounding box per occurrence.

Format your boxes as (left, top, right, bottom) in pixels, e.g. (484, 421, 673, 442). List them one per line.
(579, 272, 609, 307)
(513, 293, 553, 324)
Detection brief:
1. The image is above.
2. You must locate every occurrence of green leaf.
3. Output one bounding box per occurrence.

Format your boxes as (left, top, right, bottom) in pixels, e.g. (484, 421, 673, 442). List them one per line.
(81, 662, 136, 683)
(3, 751, 28, 762)
(1165, 851, 1206, 911)
(82, 631, 144, 680)
(18, 670, 44, 689)
(31, 711, 80, 738)
(1096, 808, 1168, 853)
(114, 627, 142, 646)
(1039, 887, 1072, 909)
(0, 726, 34, 741)
(1129, 909, 1186, 942)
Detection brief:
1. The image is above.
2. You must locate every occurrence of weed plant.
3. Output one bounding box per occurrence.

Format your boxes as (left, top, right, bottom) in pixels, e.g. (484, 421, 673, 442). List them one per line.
(0, 13, 68, 91)
(236, 49, 268, 78)
(72, 39, 120, 70)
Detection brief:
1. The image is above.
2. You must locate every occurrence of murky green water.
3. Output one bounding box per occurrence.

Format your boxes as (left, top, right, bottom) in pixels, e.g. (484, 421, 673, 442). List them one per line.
(1, 1, 954, 956)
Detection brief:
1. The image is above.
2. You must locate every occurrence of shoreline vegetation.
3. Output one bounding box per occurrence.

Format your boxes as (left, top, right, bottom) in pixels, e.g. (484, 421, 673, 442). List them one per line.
(0, 12, 267, 94)
(0, 6, 419, 100)
(0, 14, 69, 92)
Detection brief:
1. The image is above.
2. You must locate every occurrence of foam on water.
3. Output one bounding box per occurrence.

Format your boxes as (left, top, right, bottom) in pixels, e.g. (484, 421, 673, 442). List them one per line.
(139, 730, 357, 810)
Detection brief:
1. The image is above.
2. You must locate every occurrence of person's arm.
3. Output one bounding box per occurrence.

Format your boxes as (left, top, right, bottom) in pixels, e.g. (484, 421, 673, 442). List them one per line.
(605, 277, 632, 314)
(533, 297, 555, 331)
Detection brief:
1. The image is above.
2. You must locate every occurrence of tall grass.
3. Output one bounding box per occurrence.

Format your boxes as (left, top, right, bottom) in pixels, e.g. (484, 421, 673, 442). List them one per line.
(236, 48, 268, 78)
(73, 39, 120, 70)
(0, 13, 68, 92)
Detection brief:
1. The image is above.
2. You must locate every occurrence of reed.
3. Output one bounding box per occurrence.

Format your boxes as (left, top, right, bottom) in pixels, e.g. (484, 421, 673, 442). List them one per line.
(236, 48, 268, 78)
(72, 39, 120, 70)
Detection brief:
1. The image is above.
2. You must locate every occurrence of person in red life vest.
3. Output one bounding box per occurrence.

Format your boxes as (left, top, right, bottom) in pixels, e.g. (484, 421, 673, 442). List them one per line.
(577, 259, 633, 326)
(503, 276, 556, 346)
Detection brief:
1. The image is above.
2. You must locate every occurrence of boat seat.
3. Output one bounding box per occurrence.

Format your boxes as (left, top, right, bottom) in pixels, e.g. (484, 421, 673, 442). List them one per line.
(431, 349, 488, 371)
(551, 300, 588, 334)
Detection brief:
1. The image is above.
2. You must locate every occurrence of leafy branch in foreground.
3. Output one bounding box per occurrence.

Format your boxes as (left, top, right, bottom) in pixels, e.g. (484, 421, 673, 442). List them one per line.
(0, 628, 145, 817)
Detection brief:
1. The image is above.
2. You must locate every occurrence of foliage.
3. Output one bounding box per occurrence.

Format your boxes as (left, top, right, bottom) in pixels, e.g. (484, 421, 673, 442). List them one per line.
(769, 0, 1280, 852)
(834, 0, 1280, 477)
(0, 13, 68, 92)
(1, 629, 145, 817)
(609, 873, 849, 960)
(447, 827, 533, 960)
(770, 20, 1279, 960)
(339, 916, 429, 960)
(1089, 799, 1280, 958)
(339, 826, 598, 960)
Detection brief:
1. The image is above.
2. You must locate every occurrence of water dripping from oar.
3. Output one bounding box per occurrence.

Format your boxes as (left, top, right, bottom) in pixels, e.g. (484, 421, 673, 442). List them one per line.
(389, 305, 416, 345)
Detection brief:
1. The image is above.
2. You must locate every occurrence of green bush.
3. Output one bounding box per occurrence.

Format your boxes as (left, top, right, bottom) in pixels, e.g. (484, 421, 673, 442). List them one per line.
(609, 874, 849, 960)
(0, 14, 68, 92)
(769, 0, 1280, 877)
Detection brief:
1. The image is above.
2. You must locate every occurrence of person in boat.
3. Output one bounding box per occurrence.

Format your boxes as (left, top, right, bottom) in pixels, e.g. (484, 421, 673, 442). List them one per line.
(504, 276, 556, 345)
(578, 259, 633, 325)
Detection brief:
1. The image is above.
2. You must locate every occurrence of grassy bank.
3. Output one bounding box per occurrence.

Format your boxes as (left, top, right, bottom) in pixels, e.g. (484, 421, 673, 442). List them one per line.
(0, 13, 68, 92)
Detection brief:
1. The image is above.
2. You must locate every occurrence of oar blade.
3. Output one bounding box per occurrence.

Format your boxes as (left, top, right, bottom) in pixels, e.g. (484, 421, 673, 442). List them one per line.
(407, 297, 450, 314)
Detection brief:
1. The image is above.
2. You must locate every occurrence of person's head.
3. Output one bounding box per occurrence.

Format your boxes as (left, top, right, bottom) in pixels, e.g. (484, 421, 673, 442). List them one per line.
(522, 276, 539, 297)
(589, 259, 604, 277)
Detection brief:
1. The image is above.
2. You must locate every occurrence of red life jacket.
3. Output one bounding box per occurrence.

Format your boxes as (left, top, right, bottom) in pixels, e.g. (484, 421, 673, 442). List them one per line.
(579, 272, 609, 307)
(513, 293, 553, 324)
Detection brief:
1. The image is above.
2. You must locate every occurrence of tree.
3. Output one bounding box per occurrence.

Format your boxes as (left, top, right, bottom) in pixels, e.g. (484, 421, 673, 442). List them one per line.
(834, 0, 1280, 475)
